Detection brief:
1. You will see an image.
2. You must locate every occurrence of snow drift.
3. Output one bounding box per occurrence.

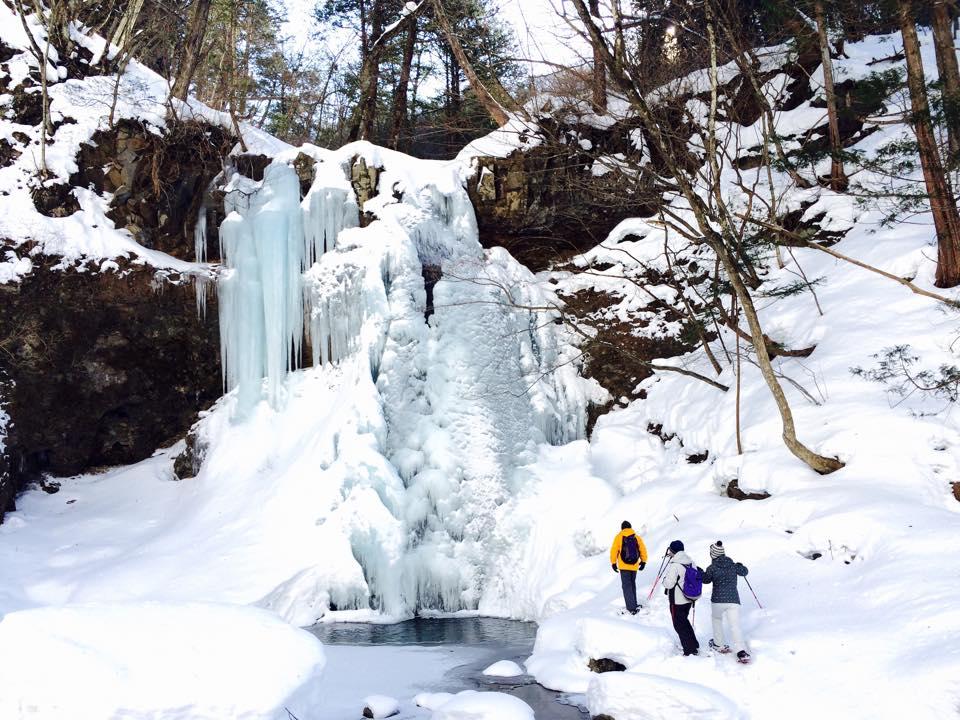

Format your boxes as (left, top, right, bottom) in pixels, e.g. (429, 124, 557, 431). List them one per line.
(0, 603, 325, 720)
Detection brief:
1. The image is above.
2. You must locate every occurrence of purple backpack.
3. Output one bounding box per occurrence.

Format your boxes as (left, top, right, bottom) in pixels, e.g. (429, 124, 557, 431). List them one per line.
(680, 564, 703, 601)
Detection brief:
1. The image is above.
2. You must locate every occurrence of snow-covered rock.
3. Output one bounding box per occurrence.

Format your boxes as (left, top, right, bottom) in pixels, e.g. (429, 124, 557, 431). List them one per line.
(481, 660, 524, 677)
(0, 603, 325, 720)
(362, 694, 400, 718)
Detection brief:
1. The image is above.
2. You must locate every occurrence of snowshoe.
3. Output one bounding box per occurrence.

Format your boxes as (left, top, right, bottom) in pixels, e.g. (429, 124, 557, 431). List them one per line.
(737, 650, 751, 664)
(709, 639, 731, 654)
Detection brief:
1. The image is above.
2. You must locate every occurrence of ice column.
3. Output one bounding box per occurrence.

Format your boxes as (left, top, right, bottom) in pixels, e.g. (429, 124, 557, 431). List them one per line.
(218, 164, 306, 416)
(303, 184, 358, 265)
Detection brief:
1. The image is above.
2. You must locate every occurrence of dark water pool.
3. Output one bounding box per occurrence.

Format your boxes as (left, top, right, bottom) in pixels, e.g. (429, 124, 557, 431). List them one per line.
(308, 616, 537, 647)
(307, 617, 588, 719)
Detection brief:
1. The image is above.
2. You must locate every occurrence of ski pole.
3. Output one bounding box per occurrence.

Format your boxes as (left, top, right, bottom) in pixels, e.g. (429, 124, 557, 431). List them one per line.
(646, 552, 669, 600)
(744, 577, 763, 609)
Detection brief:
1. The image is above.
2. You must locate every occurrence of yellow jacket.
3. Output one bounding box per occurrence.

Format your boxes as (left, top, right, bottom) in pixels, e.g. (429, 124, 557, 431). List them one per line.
(610, 528, 648, 570)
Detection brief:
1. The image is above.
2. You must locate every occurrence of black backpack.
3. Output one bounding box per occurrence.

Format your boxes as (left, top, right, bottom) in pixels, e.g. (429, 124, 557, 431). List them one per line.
(620, 534, 641, 564)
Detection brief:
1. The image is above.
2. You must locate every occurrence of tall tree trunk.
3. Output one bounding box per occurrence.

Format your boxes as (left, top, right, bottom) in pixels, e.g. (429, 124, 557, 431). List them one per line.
(237, 9, 253, 117)
(172, 0, 213, 101)
(588, 0, 606, 112)
(900, 0, 960, 288)
(389, 19, 417, 150)
(429, 0, 515, 126)
(349, 1, 427, 142)
(814, 0, 847, 191)
(932, 0, 960, 161)
(359, 0, 384, 140)
(449, 54, 461, 116)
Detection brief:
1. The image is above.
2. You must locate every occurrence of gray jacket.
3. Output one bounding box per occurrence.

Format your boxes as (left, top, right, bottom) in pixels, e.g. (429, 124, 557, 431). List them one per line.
(702, 555, 748, 604)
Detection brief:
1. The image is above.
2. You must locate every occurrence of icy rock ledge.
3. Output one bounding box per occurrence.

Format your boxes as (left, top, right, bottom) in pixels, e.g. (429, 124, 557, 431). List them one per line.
(0, 603, 326, 720)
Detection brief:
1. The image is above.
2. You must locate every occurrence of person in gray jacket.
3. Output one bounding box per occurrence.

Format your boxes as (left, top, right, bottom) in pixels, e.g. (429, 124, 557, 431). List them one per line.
(702, 540, 750, 663)
(661, 540, 700, 656)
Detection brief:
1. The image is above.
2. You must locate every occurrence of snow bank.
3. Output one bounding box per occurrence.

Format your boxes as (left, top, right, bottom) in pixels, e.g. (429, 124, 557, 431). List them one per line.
(0, 603, 325, 720)
(430, 691, 534, 720)
(588, 673, 743, 720)
(415, 692, 455, 710)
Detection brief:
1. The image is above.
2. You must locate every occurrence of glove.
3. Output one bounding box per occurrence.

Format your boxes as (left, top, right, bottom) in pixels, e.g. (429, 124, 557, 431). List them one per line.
(639, 561, 646, 571)
(611, 563, 619, 573)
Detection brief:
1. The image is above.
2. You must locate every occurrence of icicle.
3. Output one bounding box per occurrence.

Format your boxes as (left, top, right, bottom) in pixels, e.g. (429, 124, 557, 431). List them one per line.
(194, 206, 207, 263)
(194, 273, 208, 320)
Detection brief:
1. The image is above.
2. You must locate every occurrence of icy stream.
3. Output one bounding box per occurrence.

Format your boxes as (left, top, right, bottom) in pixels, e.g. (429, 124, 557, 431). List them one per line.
(308, 618, 589, 719)
(200, 142, 605, 620)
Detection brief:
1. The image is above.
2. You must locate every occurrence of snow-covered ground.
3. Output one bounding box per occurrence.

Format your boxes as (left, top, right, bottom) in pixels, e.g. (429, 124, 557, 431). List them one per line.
(1, 8, 960, 719)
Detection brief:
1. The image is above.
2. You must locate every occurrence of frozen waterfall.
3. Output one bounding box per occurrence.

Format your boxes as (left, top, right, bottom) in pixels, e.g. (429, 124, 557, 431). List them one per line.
(205, 143, 602, 617)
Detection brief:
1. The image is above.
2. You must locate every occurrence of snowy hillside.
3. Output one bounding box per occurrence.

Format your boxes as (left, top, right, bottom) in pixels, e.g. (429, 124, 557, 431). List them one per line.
(1, 5, 959, 719)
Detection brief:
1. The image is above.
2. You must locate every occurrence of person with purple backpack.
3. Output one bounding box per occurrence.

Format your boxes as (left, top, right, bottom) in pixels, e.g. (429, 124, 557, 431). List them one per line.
(661, 539, 702, 656)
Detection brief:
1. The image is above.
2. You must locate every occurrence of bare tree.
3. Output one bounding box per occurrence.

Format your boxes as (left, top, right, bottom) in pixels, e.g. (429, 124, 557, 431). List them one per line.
(567, 0, 844, 474)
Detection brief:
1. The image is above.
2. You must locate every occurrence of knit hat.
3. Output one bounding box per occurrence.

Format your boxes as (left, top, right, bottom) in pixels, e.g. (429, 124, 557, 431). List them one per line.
(621, 520, 632, 530)
(710, 541, 725, 559)
(668, 540, 684, 554)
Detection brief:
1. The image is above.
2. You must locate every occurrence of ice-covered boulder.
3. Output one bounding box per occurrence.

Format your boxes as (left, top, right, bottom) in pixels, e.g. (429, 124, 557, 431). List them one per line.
(0, 603, 325, 720)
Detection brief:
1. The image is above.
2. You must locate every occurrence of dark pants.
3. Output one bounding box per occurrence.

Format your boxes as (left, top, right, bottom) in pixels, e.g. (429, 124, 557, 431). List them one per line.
(669, 591, 699, 655)
(620, 569, 638, 613)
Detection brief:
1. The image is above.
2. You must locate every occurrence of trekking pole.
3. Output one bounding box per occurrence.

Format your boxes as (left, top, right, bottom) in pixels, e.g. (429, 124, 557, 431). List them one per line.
(646, 552, 669, 601)
(744, 577, 763, 609)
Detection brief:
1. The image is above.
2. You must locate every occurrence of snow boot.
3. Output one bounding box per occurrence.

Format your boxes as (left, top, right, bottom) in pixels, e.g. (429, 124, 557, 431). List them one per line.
(709, 639, 731, 654)
(737, 650, 751, 664)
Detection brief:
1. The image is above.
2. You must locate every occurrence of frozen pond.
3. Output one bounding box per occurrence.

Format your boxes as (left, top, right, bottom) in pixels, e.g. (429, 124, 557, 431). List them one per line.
(307, 617, 588, 719)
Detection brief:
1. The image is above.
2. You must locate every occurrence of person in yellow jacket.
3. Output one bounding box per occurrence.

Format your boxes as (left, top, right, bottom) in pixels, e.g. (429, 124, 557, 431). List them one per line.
(610, 521, 648, 614)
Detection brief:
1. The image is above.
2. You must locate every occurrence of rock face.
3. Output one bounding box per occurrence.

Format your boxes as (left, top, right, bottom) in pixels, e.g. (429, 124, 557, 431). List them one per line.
(466, 123, 652, 271)
(71, 118, 232, 262)
(0, 253, 221, 519)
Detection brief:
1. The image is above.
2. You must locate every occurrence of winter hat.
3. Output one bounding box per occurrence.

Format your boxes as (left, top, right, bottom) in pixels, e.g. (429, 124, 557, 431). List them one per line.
(621, 520, 632, 530)
(668, 540, 684, 554)
(710, 541, 725, 559)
